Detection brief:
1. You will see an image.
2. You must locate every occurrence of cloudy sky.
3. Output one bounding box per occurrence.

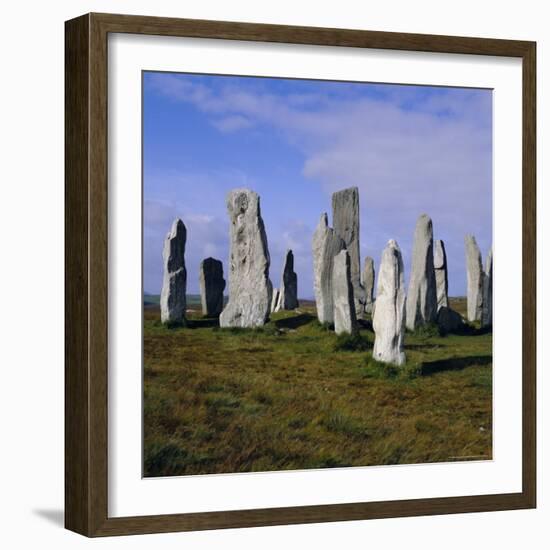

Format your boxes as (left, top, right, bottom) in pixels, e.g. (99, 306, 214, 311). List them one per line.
(143, 71, 492, 298)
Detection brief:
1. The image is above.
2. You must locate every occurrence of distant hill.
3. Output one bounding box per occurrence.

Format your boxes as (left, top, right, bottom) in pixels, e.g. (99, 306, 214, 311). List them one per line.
(144, 294, 315, 308)
(143, 294, 202, 307)
(143, 294, 160, 306)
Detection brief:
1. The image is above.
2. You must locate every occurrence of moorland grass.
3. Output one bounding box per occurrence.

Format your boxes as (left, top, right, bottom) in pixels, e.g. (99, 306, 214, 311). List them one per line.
(143, 299, 492, 476)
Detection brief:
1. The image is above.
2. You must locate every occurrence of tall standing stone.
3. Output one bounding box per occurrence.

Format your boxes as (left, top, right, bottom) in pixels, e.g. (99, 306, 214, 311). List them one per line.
(160, 218, 187, 324)
(278, 249, 299, 310)
(199, 257, 225, 316)
(312, 213, 345, 324)
(362, 256, 375, 314)
(332, 250, 357, 335)
(406, 214, 437, 331)
(332, 187, 365, 315)
(373, 240, 406, 366)
(465, 235, 484, 322)
(434, 239, 449, 311)
(481, 247, 493, 328)
(219, 189, 272, 328)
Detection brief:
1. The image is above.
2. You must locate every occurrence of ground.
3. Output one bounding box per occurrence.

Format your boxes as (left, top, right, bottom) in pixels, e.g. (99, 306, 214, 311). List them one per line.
(143, 297, 492, 477)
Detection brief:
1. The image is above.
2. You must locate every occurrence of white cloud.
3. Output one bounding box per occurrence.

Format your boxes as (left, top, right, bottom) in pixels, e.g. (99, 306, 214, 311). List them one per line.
(211, 115, 254, 133)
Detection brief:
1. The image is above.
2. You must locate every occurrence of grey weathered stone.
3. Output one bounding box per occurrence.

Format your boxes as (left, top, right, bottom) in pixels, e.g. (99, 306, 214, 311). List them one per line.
(219, 189, 272, 328)
(332, 187, 365, 315)
(373, 240, 406, 366)
(199, 257, 225, 316)
(481, 247, 493, 328)
(362, 256, 375, 315)
(434, 239, 449, 311)
(271, 287, 280, 313)
(332, 250, 357, 335)
(436, 306, 465, 335)
(312, 213, 345, 324)
(406, 214, 437, 331)
(465, 235, 484, 322)
(278, 249, 299, 310)
(160, 218, 187, 324)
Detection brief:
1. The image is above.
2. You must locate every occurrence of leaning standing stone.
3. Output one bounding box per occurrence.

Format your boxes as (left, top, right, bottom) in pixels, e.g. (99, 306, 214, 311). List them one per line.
(271, 287, 280, 313)
(332, 250, 357, 335)
(199, 257, 225, 316)
(434, 239, 449, 311)
(160, 218, 187, 324)
(406, 214, 437, 331)
(465, 235, 484, 322)
(219, 189, 272, 328)
(312, 213, 345, 324)
(332, 187, 365, 315)
(481, 247, 493, 328)
(362, 256, 375, 314)
(278, 249, 299, 310)
(373, 240, 406, 366)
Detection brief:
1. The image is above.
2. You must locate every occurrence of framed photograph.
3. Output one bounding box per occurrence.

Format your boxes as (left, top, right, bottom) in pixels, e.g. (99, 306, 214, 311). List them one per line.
(65, 13, 536, 537)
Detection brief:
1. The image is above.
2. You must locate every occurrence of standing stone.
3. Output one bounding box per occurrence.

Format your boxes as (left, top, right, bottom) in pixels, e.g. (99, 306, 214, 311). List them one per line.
(373, 240, 406, 366)
(406, 214, 437, 331)
(271, 288, 280, 313)
(362, 256, 375, 315)
(219, 189, 272, 328)
(465, 235, 484, 322)
(278, 249, 299, 310)
(481, 247, 493, 328)
(332, 187, 365, 315)
(160, 218, 187, 324)
(199, 257, 225, 316)
(312, 213, 345, 324)
(434, 239, 449, 311)
(332, 250, 357, 335)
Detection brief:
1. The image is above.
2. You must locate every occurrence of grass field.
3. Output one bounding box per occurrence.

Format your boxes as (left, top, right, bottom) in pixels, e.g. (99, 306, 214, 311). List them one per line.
(143, 297, 492, 477)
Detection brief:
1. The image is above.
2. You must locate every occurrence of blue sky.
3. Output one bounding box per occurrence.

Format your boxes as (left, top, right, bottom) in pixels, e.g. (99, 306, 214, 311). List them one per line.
(143, 72, 492, 298)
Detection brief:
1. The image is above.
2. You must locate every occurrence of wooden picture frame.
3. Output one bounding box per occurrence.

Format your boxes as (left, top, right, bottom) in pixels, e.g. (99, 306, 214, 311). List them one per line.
(65, 12, 536, 537)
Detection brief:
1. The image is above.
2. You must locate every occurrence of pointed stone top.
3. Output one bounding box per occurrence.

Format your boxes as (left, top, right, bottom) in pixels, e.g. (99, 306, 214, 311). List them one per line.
(201, 256, 222, 266)
(332, 186, 359, 195)
(229, 187, 254, 195)
(283, 249, 294, 270)
(168, 218, 186, 236)
(363, 256, 375, 272)
(318, 212, 329, 227)
(416, 213, 433, 230)
(465, 234, 478, 245)
(387, 239, 400, 250)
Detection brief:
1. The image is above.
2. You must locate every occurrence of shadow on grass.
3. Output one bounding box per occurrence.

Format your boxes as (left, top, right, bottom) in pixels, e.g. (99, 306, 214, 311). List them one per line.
(406, 343, 446, 351)
(420, 355, 492, 376)
(274, 313, 316, 330)
(186, 317, 220, 329)
(453, 324, 492, 336)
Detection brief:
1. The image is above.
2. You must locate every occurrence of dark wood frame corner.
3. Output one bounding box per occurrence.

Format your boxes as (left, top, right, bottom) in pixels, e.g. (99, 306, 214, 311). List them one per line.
(65, 12, 536, 537)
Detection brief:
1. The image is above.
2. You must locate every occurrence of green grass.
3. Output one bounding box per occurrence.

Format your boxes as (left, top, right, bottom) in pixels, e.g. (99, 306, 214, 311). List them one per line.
(143, 299, 492, 476)
(333, 331, 371, 352)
